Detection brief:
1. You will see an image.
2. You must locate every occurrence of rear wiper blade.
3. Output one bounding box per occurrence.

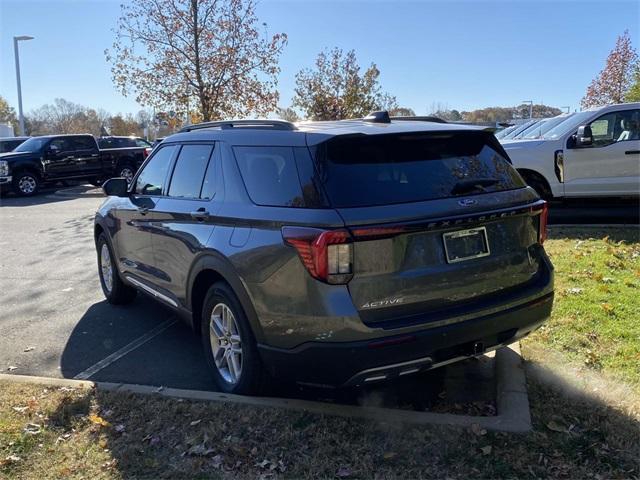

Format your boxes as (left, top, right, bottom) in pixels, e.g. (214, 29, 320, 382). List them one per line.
(451, 178, 499, 195)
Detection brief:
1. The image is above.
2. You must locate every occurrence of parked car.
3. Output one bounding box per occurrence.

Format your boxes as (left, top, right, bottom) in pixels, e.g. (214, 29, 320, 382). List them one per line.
(515, 113, 575, 141)
(0, 134, 150, 196)
(0, 136, 29, 153)
(512, 118, 552, 140)
(494, 125, 518, 140)
(500, 119, 540, 140)
(502, 103, 640, 199)
(95, 113, 553, 395)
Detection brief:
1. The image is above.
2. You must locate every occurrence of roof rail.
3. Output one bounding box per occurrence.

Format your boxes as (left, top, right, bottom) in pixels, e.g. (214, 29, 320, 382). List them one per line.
(179, 119, 297, 132)
(391, 116, 447, 124)
(363, 111, 391, 124)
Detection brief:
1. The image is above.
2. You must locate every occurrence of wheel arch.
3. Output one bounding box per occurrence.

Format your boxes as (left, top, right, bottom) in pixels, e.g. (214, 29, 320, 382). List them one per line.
(116, 155, 135, 168)
(94, 223, 105, 244)
(517, 168, 553, 199)
(12, 164, 42, 179)
(187, 253, 265, 343)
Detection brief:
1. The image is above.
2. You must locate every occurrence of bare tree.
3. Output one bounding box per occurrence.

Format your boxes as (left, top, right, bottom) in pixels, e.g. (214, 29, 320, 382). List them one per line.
(106, 0, 287, 121)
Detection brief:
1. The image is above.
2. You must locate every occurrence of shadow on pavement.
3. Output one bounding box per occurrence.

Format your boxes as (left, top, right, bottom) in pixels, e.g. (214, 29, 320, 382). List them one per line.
(60, 296, 496, 415)
(0, 187, 82, 207)
(548, 198, 639, 225)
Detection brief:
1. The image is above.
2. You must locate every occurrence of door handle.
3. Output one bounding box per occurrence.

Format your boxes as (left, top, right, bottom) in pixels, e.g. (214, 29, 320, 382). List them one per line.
(190, 208, 209, 221)
(625, 150, 640, 155)
(137, 207, 149, 215)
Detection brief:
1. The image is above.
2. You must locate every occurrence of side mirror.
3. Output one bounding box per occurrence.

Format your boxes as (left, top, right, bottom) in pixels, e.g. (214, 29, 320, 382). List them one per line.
(575, 125, 593, 147)
(102, 177, 129, 197)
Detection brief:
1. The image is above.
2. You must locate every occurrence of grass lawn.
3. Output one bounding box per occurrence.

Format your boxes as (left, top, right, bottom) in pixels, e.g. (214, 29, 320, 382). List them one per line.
(523, 226, 640, 390)
(1, 379, 639, 479)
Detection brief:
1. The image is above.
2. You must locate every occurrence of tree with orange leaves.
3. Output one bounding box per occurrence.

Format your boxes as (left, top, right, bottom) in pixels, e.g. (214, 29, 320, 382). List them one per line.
(106, 0, 287, 122)
(581, 30, 638, 108)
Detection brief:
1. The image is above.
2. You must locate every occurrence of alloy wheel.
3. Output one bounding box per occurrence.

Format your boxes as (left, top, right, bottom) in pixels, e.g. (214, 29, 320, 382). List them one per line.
(18, 175, 36, 194)
(120, 167, 134, 184)
(209, 303, 243, 385)
(100, 243, 113, 293)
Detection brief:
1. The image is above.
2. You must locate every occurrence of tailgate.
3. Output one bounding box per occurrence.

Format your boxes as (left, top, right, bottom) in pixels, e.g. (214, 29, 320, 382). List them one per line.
(340, 199, 546, 326)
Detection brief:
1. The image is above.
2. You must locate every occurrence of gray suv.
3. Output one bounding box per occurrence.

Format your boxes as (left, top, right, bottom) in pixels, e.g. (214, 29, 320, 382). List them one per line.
(95, 112, 554, 395)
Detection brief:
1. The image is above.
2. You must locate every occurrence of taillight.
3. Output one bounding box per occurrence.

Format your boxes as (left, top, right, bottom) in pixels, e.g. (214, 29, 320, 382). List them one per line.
(531, 201, 549, 244)
(143, 147, 152, 159)
(282, 227, 353, 284)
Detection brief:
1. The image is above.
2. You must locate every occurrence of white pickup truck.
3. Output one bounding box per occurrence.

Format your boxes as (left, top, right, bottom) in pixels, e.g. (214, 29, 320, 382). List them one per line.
(501, 103, 640, 199)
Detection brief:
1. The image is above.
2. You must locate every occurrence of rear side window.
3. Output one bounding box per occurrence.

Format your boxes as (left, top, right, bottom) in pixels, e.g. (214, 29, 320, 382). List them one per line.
(315, 131, 524, 208)
(135, 145, 176, 195)
(233, 146, 305, 207)
(73, 136, 96, 150)
(168, 144, 214, 199)
(116, 138, 135, 148)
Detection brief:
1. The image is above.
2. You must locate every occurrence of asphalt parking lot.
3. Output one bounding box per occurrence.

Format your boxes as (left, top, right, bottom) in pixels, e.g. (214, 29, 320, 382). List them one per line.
(0, 187, 637, 411)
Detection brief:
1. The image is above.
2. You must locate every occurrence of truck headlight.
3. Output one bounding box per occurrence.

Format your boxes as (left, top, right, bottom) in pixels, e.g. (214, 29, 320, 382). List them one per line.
(0, 161, 8, 177)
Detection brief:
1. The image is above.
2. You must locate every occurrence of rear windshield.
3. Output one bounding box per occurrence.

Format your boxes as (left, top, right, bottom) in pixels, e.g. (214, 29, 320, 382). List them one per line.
(315, 131, 524, 208)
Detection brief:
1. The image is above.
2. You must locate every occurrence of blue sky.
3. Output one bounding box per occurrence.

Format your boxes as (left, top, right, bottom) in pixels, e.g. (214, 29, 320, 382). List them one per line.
(1, 0, 638, 116)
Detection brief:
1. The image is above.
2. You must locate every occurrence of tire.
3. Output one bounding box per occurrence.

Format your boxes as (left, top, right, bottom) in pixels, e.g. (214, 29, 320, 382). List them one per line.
(117, 164, 135, 185)
(12, 171, 40, 197)
(97, 233, 137, 305)
(201, 282, 266, 395)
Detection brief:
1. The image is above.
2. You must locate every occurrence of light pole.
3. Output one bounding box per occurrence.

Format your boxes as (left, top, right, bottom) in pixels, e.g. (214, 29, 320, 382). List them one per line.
(13, 35, 34, 136)
(522, 100, 533, 119)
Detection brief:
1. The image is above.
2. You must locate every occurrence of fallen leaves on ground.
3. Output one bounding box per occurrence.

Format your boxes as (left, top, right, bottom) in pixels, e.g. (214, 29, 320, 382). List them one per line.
(546, 420, 568, 433)
(470, 423, 488, 436)
(23, 423, 42, 435)
(1, 455, 22, 466)
(336, 465, 353, 478)
(88, 414, 111, 427)
(479, 445, 492, 455)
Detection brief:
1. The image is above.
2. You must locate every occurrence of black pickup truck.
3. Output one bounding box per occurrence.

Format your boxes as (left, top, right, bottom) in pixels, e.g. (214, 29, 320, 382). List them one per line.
(0, 134, 151, 196)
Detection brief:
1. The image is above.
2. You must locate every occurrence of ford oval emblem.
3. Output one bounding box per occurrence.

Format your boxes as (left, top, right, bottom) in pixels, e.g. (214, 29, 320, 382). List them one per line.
(458, 199, 477, 207)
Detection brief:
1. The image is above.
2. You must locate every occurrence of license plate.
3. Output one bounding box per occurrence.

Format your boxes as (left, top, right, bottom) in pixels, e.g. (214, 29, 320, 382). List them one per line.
(442, 227, 490, 263)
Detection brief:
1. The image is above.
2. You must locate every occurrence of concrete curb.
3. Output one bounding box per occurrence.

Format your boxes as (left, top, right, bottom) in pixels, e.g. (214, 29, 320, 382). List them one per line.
(0, 343, 531, 433)
(54, 186, 104, 198)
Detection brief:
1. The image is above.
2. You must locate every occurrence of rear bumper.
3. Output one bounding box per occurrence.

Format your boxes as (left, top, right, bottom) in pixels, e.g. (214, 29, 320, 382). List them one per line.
(258, 291, 553, 387)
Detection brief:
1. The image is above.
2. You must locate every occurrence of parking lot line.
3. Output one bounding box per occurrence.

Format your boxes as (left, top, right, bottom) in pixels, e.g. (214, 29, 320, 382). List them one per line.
(73, 318, 178, 380)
